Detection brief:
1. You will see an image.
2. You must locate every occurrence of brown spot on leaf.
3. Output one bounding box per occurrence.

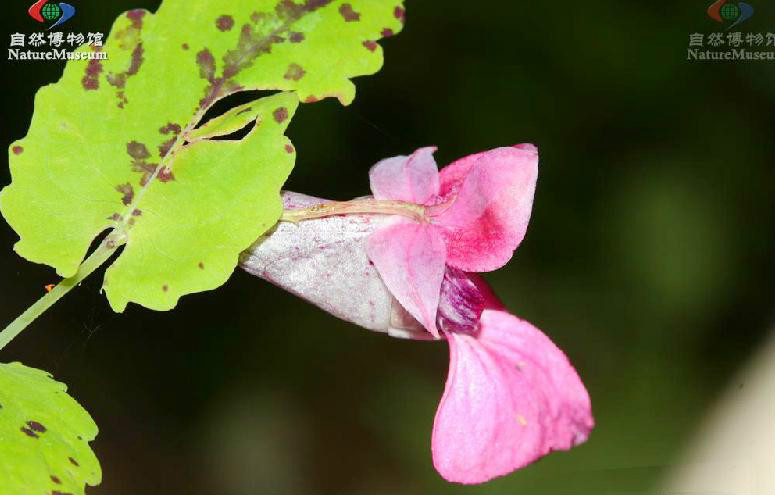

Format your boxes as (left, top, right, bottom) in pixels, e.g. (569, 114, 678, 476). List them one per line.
(162, 285, 169, 292)
(362, 40, 377, 52)
(339, 3, 360, 21)
(132, 209, 142, 216)
(289, 32, 304, 43)
(394, 6, 405, 22)
(108, 213, 122, 222)
(182, 42, 189, 50)
(127, 141, 151, 160)
(81, 59, 102, 90)
(20, 426, 38, 438)
(196, 48, 216, 83)
(216, 15, 234, 31)
(284, 63, 305, 81)
(273, 107, 288, 123)
(51, 475, 61, 484)
(12, 146, 23, 154)
(157, 167, 175, 182)
(284, 144, 295, 153)
(27, 421, 46, 433)
(381, 28, 394, 37)
(116, 183, 134, 205)
(127, 43, 144, 76)
(160, 123, 181, 135)
(68, 457, 79, 467)
(198, 261, 205, 269)
(158, 138, 176, 158)
(126, 9, 145, 29)
(304, 95, 319, 103)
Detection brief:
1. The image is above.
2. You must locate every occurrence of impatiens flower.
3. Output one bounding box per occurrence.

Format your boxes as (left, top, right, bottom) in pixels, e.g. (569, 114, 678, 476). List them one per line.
(240, 146, 594, 484)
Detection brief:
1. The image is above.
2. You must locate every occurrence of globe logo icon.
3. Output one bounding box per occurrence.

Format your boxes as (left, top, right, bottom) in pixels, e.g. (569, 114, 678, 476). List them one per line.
(719, 3, 740, 20)
(40, 2, 61, 20)
(707, 0, 754, 28)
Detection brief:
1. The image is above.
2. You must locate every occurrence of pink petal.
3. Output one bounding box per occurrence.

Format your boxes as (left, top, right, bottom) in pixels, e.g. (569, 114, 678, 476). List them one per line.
(366, 220, 446, 338)
(369, 147, 440, 204)
(433, 145, 538, 272)
(432, 309, 594, 484)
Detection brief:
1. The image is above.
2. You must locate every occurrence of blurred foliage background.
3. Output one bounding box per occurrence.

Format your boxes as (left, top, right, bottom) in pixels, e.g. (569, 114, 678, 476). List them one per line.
(1, 1, 773, 493)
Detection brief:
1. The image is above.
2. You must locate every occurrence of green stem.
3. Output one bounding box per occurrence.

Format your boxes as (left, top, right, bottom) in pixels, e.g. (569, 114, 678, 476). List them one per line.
(0, 234, 124, 352)
(280, 198, 428, 223)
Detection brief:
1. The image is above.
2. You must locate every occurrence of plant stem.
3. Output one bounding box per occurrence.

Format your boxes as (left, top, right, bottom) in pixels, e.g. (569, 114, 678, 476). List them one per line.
(0, 234, 124, 352)
(280, 198, 428, 223)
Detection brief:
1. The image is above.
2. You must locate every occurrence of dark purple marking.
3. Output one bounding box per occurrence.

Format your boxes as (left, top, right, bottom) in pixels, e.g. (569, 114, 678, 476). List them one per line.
(51, 475, 61, 484)
(394, 6, 405, 22)
(289, 31, 304, 43)
(68, 457, 79, 467)
(182, 42, 189, 50)
(273, 107, 288, 123)
(12, 146, 23, 154)
(158, 138, 176, 158)
(20, 426, 38, 438)
(126, 141, 150, 160)
(81, 59, 102, 90)
(132, 209, 142, 216)
(159, 123, 181, 135)
(283, 63, 305, 81)
(304, 95, 318, 103)
(196, 48, 216, 83)
(381, 28, 394, 37)
(127, 43, 144, 76)
(216, 15, 234, 31)
(157, 167, 175, 182)
(284, 143, 295, 153)
(116, 183, 134, 205)
(27, 421, 46, 433)
(436, 267, 485, 336)
(338, 3, 360, 21)
(362, 40, 377, 52)
(126, 9, 145, 29)
(108, 213, 122, 221)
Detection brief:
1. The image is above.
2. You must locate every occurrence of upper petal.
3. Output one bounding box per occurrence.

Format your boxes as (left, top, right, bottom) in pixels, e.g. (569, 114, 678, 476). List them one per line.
(431, 309, 594, 484)
(366, 220, 446, 338)
(369, 147, 440, 204)
(433, 145, 538, 272)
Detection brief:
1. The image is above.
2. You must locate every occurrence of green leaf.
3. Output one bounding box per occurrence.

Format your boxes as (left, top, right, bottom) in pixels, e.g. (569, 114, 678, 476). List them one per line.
(1, 0, 404, 311)
(187, 99, 265, 141)
(104, 92, 297, 311)
(0, 362, 100, 494)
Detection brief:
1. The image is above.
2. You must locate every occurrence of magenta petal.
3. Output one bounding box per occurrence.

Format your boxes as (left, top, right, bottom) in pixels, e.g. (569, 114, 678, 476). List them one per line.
(369, 147, 440, 204)
(431, 310, 594, 484)
(433, 145, 538, 272)
(366, 221, 446, 338)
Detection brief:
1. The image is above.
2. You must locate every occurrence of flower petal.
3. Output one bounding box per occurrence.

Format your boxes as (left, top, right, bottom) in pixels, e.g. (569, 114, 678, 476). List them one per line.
(369, 147, 440, 204)
(366, 220, 446, 338)
(240, 192, 428, 339)
(433, 145, 538, 272)
(432, 309, 594, 484)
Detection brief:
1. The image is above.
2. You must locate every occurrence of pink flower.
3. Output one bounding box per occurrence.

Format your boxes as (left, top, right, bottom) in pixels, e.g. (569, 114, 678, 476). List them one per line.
(240, 146, 594, 484)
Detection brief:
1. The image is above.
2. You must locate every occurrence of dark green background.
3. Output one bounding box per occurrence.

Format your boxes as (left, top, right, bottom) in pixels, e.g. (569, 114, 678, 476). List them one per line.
(1, 1, 773, 493)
